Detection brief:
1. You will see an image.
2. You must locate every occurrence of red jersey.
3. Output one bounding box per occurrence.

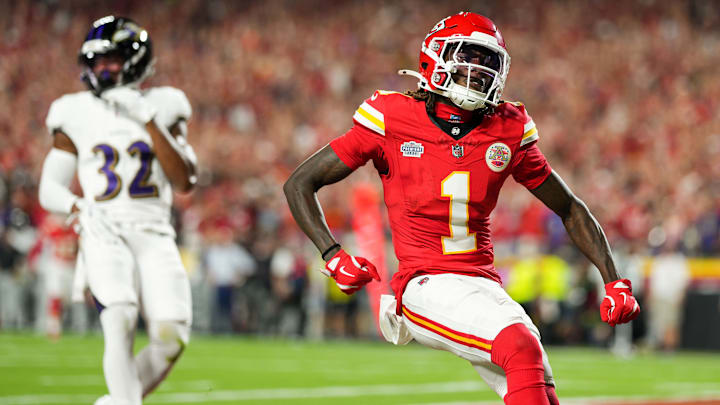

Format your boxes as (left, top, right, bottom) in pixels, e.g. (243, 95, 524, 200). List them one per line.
(330, 90, 551, 311)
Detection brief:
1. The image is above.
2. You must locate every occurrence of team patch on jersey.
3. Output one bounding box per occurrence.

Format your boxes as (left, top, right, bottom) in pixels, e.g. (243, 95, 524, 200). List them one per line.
(400, 141, 424, 158)
(485, 142, 511, 172)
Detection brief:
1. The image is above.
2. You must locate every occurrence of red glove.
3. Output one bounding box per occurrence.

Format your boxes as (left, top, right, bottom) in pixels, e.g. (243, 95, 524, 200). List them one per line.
(600, 279, 641, 326)
(321, 249, 380, 295)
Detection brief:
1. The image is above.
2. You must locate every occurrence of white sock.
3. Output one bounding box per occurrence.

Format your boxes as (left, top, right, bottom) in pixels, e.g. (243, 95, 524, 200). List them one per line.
(136, 320, 189, 396)
(99, 305, 142, 405)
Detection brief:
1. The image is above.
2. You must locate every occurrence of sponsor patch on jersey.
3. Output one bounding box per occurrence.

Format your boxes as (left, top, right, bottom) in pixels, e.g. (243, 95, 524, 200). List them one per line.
(485, 142, 511, 172)
(400, 141, 424, 158)
(418, 276, 429, 286)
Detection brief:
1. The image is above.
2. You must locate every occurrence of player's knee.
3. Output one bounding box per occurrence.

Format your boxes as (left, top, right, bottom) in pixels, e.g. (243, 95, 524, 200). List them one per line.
(149, 321, 190, 362)
(492, 323, 548, 403)
(99, 304, 138, 336)
(491, 323, 543, 372)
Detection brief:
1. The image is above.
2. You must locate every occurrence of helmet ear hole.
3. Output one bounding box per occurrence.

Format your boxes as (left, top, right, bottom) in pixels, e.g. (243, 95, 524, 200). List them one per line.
(421, 62, 428, 70)
(432, 73, 447, 85)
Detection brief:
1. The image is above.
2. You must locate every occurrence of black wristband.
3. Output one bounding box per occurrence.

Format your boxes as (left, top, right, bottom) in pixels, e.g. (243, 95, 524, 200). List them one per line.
(321, 243, 341, 261)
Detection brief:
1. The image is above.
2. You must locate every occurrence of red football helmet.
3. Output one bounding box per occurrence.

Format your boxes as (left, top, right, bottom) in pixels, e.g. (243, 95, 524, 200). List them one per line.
(400, 12, 510, 110)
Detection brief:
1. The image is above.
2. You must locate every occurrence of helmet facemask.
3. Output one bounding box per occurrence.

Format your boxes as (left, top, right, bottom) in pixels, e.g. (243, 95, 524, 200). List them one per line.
(80, 42, 124, 92)
(429, 38, 509, 110)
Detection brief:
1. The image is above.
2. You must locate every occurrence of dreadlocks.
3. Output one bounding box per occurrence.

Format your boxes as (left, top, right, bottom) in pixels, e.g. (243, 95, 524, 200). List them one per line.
(405, 88, 436, 116)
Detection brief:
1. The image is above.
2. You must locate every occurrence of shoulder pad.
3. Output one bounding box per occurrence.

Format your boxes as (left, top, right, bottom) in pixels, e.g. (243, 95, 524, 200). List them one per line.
(353, 91, 388, 136)
(352, 90, 413, 136)
(144, 86, 192, 121)
(45, 92, 91, 135)
(497, 101, 538, 146)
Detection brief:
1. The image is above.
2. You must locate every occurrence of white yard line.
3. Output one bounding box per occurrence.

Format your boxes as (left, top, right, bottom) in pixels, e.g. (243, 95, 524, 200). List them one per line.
(0, 381, 486, 404)
(409, 392, 720, 405)
(0, 394, 97, 405)
(159, 380, 216, 391)
(1, 381, 719, 405)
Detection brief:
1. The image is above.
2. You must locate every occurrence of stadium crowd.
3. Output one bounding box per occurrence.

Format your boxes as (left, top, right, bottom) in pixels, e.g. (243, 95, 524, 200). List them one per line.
(1, 0, 719, 349)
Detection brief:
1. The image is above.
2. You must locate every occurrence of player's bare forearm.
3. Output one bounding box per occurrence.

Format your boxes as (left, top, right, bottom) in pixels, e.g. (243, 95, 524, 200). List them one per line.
(561, 197, 619, 283)
(145, 120, 195, 192)
(284, 145, 354, 258)
(52, 130, 78, 155)
(531, 171, 619, 283)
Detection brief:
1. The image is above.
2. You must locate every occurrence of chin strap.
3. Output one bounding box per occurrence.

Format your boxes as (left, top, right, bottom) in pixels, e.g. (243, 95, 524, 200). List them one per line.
(399, 68, 499, 114)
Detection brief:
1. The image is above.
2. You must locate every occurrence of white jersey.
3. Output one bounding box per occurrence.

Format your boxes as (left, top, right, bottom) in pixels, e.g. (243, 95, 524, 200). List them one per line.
(45, 87, 192, 227)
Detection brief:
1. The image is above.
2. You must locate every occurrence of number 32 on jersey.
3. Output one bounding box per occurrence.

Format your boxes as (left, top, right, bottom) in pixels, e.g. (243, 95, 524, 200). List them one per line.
(441, 171, 477, 254)
(93, 140, 159, 201)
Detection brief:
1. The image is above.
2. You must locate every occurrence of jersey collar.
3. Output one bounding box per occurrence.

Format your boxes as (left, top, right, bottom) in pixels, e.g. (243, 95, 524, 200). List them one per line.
(426, 100, 485, 141)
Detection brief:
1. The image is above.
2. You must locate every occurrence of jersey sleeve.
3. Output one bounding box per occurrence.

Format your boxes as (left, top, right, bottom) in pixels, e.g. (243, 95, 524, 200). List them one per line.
(170, 88, 192, 121)
(145, 87, 192, 129)
(352, 90, 387, 136)
(518, 104, 538, 147)
(511, 143, 552, 190)
(329, 91, 389, 171)
(45, 97, 67, 135)
(330, 123, 386, 171)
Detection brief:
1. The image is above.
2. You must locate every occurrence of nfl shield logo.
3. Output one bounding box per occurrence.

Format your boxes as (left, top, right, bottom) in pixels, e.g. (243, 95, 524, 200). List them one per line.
(451, 144, 464, 158)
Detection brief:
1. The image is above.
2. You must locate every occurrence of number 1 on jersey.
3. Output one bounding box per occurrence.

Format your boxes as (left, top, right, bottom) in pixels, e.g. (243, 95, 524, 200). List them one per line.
(441, 171, 477, 254)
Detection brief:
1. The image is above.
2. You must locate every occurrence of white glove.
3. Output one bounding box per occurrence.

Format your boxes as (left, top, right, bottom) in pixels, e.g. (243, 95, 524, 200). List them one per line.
(101, 87, 157, 124)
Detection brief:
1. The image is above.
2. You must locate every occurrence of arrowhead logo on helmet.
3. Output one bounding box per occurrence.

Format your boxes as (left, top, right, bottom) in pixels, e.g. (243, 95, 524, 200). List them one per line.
(399, 12, 511, 111)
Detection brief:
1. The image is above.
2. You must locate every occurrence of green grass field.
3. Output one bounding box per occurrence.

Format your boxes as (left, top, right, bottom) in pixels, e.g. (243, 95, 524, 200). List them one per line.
(1, 332, 719, 405)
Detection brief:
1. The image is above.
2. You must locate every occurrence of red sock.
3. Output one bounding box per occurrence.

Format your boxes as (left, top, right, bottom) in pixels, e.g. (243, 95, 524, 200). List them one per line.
(49, 298, 62, 317)
(491, 323, 549, 405)
(546, 384, 559, 405)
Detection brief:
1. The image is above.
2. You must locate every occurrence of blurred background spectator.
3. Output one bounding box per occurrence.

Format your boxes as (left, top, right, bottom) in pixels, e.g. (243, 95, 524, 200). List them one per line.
(0, 226, 23, 329)
(647, 231, 691, 351)
(1, 0, 720, 349)
(201, 218, 256, 333)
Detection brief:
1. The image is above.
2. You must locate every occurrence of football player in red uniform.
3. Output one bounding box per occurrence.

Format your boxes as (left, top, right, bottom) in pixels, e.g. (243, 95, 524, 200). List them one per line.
(284, 12, 639, 404)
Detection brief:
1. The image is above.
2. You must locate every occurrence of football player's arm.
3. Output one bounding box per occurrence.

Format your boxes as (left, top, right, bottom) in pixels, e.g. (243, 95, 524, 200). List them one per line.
(284, 145, 380, 294)
(101, 87, 196, 193)
(531, 171, 640, 325)
(530, 171, 620, 284)
(39, 131, 81, 214)
(145, 119, 196, 193)
(283, 145, 353, 259)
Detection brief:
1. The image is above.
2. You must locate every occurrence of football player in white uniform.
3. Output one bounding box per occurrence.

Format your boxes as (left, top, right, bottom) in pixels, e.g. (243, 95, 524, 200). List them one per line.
(38, 16, 197, 405)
